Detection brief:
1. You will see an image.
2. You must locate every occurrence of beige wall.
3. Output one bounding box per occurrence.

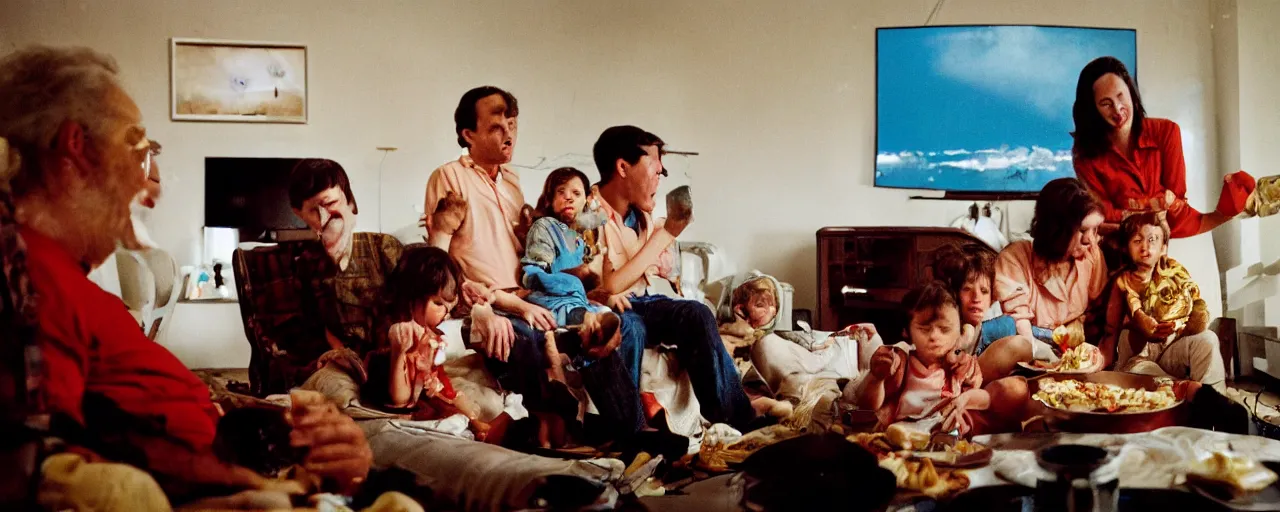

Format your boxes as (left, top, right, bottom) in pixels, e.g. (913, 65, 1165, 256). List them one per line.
(1218, 0, 1280, 327)
(2, 0, 1224, 317)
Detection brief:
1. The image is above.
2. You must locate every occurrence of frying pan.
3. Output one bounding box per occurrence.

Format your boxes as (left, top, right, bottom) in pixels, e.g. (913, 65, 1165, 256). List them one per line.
(1025, 371, 1192, 434)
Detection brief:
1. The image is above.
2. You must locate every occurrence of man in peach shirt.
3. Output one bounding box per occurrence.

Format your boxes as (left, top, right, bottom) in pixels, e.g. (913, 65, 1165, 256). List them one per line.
(422, 86, 566, 419)
(584, 125, 756, 431)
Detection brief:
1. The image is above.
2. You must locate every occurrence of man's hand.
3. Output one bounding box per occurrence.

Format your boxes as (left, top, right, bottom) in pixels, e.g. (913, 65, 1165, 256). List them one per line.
(588, 289, 633, 312)
(869, 346, 901, 381)
(663, 215, 692, 239)
(606, 293, 633, 312)
(473, 306, 516, 362)
(288, 393, 372, 495)
(520, 302, 557, 332)
(388, 321, 423, 354)
(461, 280, 495, 308)
(423, 192, 468, 235)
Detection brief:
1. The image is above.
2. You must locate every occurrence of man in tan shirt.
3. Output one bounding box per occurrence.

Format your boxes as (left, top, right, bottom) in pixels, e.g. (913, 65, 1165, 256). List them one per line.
(422, 87, 568, 421)
(585, 125, 756, 431)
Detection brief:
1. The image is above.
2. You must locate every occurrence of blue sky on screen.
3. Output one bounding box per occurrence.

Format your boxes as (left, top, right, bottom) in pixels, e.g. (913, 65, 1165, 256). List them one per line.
(875, 25, 1137, 192)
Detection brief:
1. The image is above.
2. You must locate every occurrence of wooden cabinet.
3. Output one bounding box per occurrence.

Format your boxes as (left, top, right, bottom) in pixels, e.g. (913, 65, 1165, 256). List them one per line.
(815, 227, 994, 338)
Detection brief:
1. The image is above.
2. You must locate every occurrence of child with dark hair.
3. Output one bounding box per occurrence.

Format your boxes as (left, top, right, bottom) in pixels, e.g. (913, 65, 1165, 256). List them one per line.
(362, 245, 494, 440)
(856, 282, 1028, 436)
(521, 167, 611, 325)
(931, 244, 1060, 381)
(522, 167, 625, 383)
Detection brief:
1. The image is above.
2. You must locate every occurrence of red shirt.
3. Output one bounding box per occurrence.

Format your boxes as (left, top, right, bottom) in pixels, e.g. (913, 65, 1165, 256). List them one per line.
(1073, 118, 1203, 238)
(26, 227, 219, 455)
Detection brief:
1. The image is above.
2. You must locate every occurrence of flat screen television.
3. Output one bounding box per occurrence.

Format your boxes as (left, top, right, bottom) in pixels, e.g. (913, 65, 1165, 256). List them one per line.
(875, 25, 1138, 195)
(204, 157, 309, 235)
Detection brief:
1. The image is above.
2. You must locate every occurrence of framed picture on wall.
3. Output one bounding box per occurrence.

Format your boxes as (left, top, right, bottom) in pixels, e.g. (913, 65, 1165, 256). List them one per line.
(170, 38, 308, 123)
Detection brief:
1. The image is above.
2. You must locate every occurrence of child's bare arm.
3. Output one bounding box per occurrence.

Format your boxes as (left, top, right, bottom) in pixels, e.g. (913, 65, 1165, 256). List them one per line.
(1099, 282, 1127, 368)
(388, 349, 415, 408)
(957, 388, 991, 411)
(857, 347, 903, 410)
(857, 378, 889, 411)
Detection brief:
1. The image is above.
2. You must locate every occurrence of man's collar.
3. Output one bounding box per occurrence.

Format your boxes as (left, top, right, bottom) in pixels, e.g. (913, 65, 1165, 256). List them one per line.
(18, 225, 89, 274)
(590, 185, 622, 223)
(460, 154, 510, 180)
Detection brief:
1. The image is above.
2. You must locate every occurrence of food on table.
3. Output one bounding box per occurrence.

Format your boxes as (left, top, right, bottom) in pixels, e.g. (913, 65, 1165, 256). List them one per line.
(1033, 379, 1178, 413)
(849, 432, 897, 457)
(886, 422, 930, 451)
(1032, 344, 1099, 372)
(1185, 451, 1279, 498)
(1052, 321, 1085, 350)
(879, 455, 970, 498)
(848, 431, 988, 466)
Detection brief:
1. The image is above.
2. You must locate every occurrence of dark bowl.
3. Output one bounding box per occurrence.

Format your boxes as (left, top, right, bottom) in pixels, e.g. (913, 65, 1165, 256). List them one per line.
(1035, 444, 1110, 480)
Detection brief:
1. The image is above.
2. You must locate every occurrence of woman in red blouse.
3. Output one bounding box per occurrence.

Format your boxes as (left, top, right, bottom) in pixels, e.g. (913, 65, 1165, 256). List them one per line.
(1071, 57, 1256, 239)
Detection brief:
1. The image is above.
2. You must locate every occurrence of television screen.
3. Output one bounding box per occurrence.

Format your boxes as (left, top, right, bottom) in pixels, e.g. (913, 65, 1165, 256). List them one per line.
(204, 157, 309, 231)
(875, 25, 1138, 193)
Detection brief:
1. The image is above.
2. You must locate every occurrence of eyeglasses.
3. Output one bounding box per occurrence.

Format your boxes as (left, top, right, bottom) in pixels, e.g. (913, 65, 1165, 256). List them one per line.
(133, 138, 159, 181)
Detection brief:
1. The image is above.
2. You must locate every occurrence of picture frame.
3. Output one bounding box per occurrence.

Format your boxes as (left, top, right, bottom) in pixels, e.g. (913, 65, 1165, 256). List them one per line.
(170, 38, 308, 123)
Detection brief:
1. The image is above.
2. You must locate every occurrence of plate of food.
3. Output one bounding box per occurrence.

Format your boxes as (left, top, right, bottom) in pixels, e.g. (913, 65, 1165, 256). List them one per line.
(1183, 453, 1280, 511)
(1017, 344, 1103, 374)
(848, 425, 993, 469)
(879, 454, 972, 499)
(1031, 376, 1180, 415)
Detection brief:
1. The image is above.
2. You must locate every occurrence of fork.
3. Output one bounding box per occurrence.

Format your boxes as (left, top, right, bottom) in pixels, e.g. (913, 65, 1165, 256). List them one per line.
(927, 428, 960, 451)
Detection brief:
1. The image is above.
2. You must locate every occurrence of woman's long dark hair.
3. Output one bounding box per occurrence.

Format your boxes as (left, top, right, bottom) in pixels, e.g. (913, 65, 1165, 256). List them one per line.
(534, 167, 591, 220)
(1030, 178, 1102, 262)
(1071, 56, 1147, 160)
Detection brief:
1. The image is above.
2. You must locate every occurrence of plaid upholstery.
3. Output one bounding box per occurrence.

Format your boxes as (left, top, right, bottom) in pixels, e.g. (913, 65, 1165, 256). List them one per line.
(299, 233, 402, 356)
(0, 173, 43, 504)
(233, 233, 401, 397)
(0, 185, 41, 430)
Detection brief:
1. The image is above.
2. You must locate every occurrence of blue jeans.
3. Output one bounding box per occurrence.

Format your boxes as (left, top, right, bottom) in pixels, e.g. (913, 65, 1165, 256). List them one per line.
(975, 315, 1055, 354)
(479, 311, 650, 435)
(619, 294, 755, 430)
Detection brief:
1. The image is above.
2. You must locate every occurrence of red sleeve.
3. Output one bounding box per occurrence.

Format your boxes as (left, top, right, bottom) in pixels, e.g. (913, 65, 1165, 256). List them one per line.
(1157, 121, 1188, 200)
(38, 302, 90, 426)
(1074, 157, 1126, 223)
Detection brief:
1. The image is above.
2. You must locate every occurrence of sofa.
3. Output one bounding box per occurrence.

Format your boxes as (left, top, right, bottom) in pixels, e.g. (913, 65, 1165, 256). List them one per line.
(232, 236, 795, 438)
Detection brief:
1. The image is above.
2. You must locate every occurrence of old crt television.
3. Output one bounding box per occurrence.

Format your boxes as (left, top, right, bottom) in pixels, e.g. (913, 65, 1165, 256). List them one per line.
(204, 157, 309, 241)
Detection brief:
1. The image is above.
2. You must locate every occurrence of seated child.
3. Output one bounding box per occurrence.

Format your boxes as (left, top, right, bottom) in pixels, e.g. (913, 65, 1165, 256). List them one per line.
(855, 281, 1029, 436)
(930, 244, 1081, 381)
(717, 273, 794, 418)
(719, 275, 780, 374)
(521, 166, 613, 325)
(362, 245, 495, 441)
(1105, 212, 1226, 390)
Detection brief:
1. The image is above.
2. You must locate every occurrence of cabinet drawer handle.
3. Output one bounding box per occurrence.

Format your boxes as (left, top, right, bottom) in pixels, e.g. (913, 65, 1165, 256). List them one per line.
(841, 286, 869, 296)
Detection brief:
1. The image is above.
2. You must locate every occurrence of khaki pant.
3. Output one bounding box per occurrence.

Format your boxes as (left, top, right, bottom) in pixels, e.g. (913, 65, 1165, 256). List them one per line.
(1116, 329, 1226, 392)
(37, 452, 423, 512)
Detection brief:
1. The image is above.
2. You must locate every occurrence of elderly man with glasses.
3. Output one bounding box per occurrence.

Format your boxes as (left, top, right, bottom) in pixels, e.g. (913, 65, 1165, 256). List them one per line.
(0, 46, 374, 509)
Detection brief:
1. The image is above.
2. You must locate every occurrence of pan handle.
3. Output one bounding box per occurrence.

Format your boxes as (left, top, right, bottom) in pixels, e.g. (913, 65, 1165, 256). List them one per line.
(1022, 415, 1049, 432)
